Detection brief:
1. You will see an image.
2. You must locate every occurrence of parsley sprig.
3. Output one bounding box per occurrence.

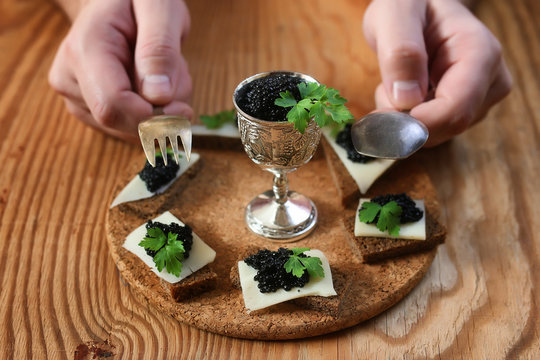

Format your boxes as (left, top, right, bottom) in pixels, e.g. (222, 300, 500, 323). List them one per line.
(358, 201, 403, 237)
(284, 247, 325, 279)
(200, 109, 236, 129)
(139, 227, 185, 277)
(275, 82, 354, 133)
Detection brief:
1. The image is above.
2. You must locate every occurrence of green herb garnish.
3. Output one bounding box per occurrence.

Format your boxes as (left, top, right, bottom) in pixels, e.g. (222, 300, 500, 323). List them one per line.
(200, 109, 236, 129)
(358, 200, 403, 237)
(139, 227, 185, 277)
(274, 82, 354, 133)
(155, 148, 178, 158)
(284, 247, 325, 279)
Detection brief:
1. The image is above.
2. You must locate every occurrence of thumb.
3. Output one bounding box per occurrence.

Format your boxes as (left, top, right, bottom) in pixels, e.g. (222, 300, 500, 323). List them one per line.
(133, 0, 190, 104)
(363, 0, 429, 110)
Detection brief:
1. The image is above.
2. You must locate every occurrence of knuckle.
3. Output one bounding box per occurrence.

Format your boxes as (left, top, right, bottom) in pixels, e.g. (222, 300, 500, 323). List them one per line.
(501, 72, 513, 95)
(449, 111, 474, 136)
(90, 97, 119, 128)
(48, 68, 63, 92)
(382, 42, 427, 66)
(137, 37, 178, 63)
(490, 36, 503, 58)
(64, 101, 80, 117)
(48, 47, 71, 94)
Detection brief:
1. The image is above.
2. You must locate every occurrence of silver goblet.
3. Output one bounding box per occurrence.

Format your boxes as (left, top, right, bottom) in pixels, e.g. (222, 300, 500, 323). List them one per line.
(233, 71, 322, 242)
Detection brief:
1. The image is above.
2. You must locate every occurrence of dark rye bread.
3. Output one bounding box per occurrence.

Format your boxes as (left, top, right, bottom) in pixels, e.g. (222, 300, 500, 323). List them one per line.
(106, 207, 218, 303)
(343, 159, 446, 263)
(229, 252, 351, 317)
(289, 268, 352, 317)
(111, 156, 202, 218)
(164, 266, 218, 301)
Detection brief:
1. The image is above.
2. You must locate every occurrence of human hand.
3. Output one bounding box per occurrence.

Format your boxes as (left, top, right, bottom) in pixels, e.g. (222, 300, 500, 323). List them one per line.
(49, 0, 193, 142)
(363, 0, 512, 146)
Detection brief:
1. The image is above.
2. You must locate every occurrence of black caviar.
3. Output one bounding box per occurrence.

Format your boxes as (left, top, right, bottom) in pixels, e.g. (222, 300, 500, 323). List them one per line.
(244, 248, 310, 293)
(143, 220, 193, 259)
(370, 193, 423, 224)
(335, 123, 375, 163)
(139, 153, 179, 192)
(235, 73, 305, 122)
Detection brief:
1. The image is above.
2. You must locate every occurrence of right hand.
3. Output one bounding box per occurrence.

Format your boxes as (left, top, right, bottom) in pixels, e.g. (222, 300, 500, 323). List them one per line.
(363, 0, 512, 147)
(49, 0, 193, 142)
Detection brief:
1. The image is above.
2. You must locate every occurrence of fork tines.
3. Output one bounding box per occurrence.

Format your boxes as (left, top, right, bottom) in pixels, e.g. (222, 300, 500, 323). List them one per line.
(138, 115, 192, 168)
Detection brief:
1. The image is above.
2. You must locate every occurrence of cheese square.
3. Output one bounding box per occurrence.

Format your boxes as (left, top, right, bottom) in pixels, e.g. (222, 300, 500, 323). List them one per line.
(354, 199, 426, 240)
(322, 128, 394, 194)
(123, 211, 216, 283)
(238, 249, 337, 312)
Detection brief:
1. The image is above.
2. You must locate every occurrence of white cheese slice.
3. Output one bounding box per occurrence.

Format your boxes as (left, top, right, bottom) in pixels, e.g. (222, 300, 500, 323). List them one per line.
(238, 249, 337, 312)
(110, 152, 200, 208)
(123, 211, 216, 283)
(192, 123, 240, 138)
(354, 198, 426, 240)
(322, 128, 394, 194)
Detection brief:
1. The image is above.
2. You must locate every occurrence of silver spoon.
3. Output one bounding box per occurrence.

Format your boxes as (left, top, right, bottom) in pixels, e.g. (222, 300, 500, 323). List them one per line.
(350, 112, 429, 159)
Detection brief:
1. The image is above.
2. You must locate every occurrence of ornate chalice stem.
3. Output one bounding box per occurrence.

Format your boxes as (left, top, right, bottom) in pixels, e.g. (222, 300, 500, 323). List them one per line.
(273, 172, 288, 204)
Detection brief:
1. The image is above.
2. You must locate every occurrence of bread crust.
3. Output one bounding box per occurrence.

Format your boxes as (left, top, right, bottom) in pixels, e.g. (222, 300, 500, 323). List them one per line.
(164, 266, 218, 301)
(340, 160, 446, 263)
(320, 136, 361, 208)
(113, 157, 203, 218)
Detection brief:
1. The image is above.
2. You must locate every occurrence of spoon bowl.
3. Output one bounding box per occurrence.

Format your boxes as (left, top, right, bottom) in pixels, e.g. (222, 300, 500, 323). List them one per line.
(350, 112, 428, 159)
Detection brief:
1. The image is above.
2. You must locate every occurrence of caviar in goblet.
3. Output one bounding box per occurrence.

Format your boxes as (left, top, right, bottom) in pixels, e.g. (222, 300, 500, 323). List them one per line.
(233, 71, 321, 241)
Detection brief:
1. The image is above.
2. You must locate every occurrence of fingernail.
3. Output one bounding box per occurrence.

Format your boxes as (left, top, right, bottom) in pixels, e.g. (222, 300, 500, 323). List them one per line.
(392, 80, 423, 109)
(142, 74, 171, 99)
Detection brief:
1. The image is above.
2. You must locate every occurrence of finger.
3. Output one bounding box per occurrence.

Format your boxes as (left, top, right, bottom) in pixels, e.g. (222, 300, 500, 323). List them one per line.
(76, 44, 153, 135)
(162, 101, 194, 120)
(49, 61, 91, 113)
(133, 0, 191, 104)
(49, 43, 79, 98)
(64, 98, 139, 142)
(483, 58, 513, 110)
(412, 36, 509, 146)
(374, 83, 394, 109)
(173, 55, 193, 104)
(410, 61, 489, 146)
(363, 0, 429, 110)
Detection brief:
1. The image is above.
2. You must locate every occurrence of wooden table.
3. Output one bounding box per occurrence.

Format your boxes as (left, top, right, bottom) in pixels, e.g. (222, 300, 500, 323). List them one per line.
(1, 0, 539, 358)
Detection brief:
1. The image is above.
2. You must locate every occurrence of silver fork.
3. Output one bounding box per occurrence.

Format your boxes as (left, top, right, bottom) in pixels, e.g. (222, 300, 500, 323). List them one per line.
(138, 107, 192, 167)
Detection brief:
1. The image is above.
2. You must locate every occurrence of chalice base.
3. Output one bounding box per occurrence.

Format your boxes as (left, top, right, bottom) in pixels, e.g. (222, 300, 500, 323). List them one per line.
(245, 190, 318, 242)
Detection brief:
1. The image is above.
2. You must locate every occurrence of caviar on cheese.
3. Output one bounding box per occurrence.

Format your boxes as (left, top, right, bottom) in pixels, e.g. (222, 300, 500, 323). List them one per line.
(238, 249, 336, 312)
(244, 248, 311, 293)
(138, 220, 193, 277)
(123, 211, 216, 283)
(143, 220, 193, 257)
(369, 193, 423, 224)
(321, 127, 394, 194)
(109, 152, 200, 209)
(139, 152, 180, 192)
(335, 123, 375, 164)
(355, 193, 426, 240)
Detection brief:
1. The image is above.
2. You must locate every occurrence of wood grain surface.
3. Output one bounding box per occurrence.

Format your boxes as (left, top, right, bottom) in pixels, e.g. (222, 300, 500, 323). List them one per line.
(0, 0, 538, 358)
